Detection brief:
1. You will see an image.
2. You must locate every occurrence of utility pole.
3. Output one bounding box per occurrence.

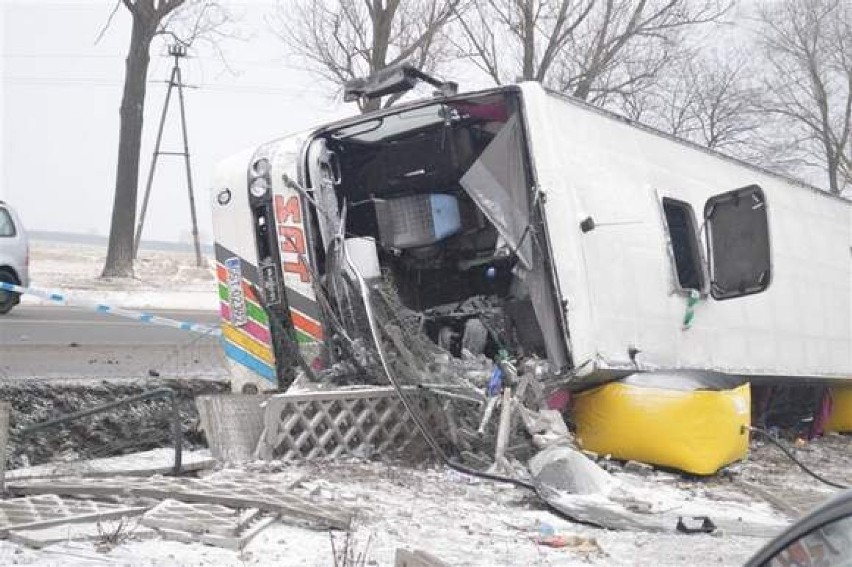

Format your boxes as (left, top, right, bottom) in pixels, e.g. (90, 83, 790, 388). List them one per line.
(133, 43, 203, 267)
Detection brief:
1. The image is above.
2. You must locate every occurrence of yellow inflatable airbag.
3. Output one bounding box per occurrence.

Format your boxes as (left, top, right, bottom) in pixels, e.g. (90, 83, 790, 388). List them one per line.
(573, 380, 750, 475)
(826, 386, 852, 433)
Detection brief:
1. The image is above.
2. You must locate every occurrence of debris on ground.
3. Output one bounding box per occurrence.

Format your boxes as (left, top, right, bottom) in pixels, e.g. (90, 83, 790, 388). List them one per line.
(1, 378, 227, 468)
(0, 458, 796, 565)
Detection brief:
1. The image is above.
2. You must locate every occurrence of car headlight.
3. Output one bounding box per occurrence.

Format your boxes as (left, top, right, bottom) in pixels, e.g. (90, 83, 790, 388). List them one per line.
(249, 177, 269, 198)
(252, 158, 271, 177)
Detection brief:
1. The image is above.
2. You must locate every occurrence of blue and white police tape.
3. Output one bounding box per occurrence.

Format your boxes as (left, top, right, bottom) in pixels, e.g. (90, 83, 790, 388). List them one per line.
(0, 281, 221, 336)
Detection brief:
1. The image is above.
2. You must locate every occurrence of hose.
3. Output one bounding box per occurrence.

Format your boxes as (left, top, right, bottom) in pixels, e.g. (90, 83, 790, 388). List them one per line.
(746, 425, 850, 490)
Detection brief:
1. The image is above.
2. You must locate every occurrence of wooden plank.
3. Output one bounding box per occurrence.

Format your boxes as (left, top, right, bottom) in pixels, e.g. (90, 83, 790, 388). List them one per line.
(7, 484, 128, 498)
(156, 527, 198, 544)
(5, 449, 214, 482)
(493, 388, 513, 465)
(129, 487, 348, 530)
(1, 507, 149, 536)
(200, 515, 277, 550)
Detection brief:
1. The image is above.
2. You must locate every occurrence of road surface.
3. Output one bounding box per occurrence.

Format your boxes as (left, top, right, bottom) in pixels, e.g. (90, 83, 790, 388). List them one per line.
(0, 305, 227, 380)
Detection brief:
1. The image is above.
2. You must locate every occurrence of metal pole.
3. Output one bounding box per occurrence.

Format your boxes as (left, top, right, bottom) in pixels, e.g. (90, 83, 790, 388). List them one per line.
(134, 63, 178, 259)
(0, 402, 9, 493)
(175, 65, 203, 268)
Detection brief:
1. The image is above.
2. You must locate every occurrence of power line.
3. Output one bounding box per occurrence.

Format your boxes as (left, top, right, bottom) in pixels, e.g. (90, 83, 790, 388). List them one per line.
(1, 75, 328, 97)
(2, 52, 301, 69)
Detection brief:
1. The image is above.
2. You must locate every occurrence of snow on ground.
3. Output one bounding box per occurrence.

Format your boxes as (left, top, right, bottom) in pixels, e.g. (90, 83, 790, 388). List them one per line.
(23, 239, 218, 311)
(0, 460, 784, 567)
(3, 435, 845, 566)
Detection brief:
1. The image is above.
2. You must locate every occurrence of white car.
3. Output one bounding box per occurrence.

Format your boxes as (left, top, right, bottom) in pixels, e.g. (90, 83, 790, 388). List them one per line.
(0, 200, 29, 314)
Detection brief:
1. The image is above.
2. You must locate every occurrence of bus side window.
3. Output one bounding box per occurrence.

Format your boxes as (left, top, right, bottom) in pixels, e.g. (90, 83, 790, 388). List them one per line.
(662, 197, 705, 292)
(704, 185, 771, 300)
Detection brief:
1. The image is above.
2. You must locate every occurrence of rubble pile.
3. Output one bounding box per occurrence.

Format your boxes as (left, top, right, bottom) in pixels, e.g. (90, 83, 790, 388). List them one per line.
(316, 261, 557, 476)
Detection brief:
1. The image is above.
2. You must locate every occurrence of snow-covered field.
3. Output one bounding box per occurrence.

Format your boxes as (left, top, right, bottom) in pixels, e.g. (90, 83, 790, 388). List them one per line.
(23, 239, 218, 311)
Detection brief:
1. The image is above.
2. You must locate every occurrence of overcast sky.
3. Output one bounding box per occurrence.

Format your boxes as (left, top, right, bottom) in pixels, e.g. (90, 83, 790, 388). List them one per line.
(0, 0, 358, 242)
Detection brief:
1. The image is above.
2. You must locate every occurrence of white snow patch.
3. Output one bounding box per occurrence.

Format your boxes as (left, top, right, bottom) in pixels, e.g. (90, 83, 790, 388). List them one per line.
(22, 240, 218, 311)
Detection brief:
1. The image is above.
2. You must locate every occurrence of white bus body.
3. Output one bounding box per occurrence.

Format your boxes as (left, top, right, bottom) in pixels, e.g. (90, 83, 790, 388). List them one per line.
(211, 82, 852, 393)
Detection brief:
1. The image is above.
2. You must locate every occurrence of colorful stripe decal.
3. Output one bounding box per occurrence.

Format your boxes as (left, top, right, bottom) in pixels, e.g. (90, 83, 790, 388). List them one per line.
(215, 241, 323, 358)
(290, 309, 323, 341)
(214, 245, 277, 380)
(219, 302, 272, 344)
(221, 340, 275, 382)
(216, 262, 323, 343)
(221, 323, 275, 365)
(217, 283, 269, 324)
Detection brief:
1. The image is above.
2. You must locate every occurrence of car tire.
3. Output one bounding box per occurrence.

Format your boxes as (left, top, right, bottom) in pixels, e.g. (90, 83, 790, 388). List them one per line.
(0, 269, 20, 315)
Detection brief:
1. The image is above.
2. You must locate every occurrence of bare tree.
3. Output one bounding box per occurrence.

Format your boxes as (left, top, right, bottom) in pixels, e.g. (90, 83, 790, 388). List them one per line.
(101, 0, 232, 278)
(271, 0, 463, 113)
(627, 52, 760, 152)
(452, 0, 595, 84)
(453, 0, 731, 105)
(757, 0, 851, 195)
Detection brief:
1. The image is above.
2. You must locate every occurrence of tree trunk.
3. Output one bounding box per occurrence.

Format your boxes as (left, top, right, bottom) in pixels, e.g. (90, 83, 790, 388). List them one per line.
(521, 0, 535, 81)
(573, 79, 593, 101)
(826, 154, 840, 195)
(102, 16, 154, 278)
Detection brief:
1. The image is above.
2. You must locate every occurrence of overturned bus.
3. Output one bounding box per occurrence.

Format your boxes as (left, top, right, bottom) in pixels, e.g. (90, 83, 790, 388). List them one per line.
(210, 80, 852, 399)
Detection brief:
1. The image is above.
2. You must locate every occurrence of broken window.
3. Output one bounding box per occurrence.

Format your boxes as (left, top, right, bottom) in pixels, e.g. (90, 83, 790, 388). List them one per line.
(302, 91, 569, 372)
(704, 185, 771, 300)
(662, 197, 704, 292)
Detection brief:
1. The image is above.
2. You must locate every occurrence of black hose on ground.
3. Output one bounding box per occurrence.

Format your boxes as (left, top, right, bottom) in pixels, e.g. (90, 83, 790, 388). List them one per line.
(746, 425, 850, 490)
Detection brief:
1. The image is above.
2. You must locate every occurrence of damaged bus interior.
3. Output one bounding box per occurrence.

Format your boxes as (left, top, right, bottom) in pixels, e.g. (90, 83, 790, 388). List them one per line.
(301, 90, 569, 377)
